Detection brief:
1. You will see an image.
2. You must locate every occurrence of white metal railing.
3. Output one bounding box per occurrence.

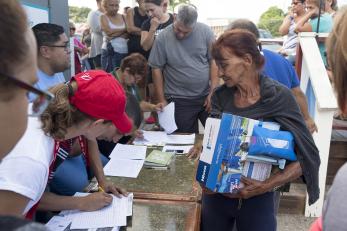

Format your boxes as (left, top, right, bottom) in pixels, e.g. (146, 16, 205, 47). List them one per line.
(297, 32, 337, 217)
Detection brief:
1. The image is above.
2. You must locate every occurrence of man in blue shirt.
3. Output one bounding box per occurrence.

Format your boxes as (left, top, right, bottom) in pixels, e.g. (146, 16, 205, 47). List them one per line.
(30, 23, 70, 101)
(227, 19, 317, 134)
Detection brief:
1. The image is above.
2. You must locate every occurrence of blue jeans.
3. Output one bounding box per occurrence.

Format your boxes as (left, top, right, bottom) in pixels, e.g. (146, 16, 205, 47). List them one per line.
(201, 192, 276, 231)
(49, 154, 109, 196)
(101, 44, 127, 72)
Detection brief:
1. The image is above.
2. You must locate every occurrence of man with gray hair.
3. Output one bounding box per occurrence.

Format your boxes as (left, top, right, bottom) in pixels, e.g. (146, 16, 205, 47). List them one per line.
(149, 4, 218, 133)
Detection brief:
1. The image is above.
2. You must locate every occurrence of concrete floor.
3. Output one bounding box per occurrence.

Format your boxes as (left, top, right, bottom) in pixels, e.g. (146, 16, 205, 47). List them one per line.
(277, 214, 316, 231)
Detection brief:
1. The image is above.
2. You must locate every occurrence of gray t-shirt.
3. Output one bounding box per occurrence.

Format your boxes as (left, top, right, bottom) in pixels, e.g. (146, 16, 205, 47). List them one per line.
(323, 163, 347, 231)
(148, 23, 215, 99)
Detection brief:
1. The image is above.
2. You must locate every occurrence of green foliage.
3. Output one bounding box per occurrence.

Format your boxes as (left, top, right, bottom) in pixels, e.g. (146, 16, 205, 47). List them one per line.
(69, 6, 91, 24)
(169, 0, 191, 12)
(257, 6, 285, 37)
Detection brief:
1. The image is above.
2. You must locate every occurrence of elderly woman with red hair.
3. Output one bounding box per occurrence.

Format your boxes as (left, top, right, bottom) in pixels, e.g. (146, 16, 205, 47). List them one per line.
(201, 29, 320, 231)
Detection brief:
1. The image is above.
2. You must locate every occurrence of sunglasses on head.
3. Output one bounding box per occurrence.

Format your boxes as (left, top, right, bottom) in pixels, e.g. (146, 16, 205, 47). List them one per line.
(0, 73, 54, 117)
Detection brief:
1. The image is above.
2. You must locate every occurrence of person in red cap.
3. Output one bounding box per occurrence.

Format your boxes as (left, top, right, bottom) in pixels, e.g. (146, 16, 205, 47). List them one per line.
(0, 70, 133, 217)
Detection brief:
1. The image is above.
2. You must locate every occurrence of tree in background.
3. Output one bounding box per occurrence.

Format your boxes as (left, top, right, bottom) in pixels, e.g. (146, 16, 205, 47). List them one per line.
(169, 0, 191, 12)
(69, 6, 91, 24)
(258, 6, 285, 37)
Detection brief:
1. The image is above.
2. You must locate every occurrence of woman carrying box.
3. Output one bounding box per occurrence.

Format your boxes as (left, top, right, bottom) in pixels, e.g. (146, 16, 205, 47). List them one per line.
(201, 30, 320, 231)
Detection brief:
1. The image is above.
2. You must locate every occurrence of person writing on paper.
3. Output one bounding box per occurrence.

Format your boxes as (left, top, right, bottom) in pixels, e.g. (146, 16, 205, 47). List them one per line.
(0, 70, 132, 217)
(200, 30, 320, 231)
(112, 53, 163, 112)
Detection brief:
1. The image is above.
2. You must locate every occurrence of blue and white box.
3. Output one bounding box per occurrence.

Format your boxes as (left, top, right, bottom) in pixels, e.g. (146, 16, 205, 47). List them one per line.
(196, 113, 286, 193)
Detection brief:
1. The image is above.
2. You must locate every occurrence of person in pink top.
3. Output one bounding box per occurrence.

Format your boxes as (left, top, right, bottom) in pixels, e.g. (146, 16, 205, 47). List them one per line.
(70, 22, 89, 74)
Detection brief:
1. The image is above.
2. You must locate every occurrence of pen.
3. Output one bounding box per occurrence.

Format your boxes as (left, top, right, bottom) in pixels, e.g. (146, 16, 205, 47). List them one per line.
(98, 186, 105, 192)
(145, 166, 169, 170)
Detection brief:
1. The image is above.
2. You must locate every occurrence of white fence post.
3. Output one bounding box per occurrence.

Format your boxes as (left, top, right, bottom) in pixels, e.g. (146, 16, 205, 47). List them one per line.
(298, 32, 337, 217)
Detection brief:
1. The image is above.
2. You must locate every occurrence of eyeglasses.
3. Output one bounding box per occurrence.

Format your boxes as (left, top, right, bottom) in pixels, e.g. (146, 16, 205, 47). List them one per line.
(0, 73, 54, 117)
(43, 43, 70, 52)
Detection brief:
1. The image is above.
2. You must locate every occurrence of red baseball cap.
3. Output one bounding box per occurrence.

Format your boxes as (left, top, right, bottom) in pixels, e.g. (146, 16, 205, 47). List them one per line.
(69, 70, 132, 134)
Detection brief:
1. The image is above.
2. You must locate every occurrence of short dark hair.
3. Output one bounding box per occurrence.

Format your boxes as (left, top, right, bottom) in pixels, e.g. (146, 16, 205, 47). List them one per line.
(227, 19, 260, 39)
(144, 0, 163, 6)
(212, 29, 265, 71)
(32, 23, 65, 49)
(120, 53, 147, 77)
(0, 0, 29, 100)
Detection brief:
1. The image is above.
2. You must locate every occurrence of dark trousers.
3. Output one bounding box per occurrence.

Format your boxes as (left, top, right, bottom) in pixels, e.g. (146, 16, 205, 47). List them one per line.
(201, 192, 276, 231)
(92, 54, 101, 69)
(166, 96, 208, 133)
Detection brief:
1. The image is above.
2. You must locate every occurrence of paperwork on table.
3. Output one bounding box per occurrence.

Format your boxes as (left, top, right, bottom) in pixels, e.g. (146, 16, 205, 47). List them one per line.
(133, 131, 195, 146)
(104, 144, 147, 178)
(104, 158, 145, 178)
(157, 102, 177, 134)
(45, 193, 133, 230)
(109, 143, 147, 160)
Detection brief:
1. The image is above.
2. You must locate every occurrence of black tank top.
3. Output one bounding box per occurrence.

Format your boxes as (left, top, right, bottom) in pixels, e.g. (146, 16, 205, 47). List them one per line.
(128, 7, 149, 58)
(133, 7, 148, 28)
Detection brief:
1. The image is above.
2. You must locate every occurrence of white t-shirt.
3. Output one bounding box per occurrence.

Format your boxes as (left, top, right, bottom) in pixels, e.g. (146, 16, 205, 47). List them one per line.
(0, 117, 54, 214)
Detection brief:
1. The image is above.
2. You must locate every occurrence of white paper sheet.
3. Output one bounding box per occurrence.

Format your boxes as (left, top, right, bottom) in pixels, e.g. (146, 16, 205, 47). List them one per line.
(166, 134, 195, 145)
(104, 158, 144, 178)
(45, 215, 71, 231)
(126, 193, 134, 216)
(69, 193, 133, 229)
(133, 131, 195, 146)
(158, 102, 177, 134)
(162, 145, 193, 155)
(133, 131, 167, 146)
(109, 144, 147, 160)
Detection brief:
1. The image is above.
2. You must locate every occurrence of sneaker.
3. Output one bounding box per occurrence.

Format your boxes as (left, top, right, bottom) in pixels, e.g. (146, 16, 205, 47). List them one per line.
(145, 116, 156, 124)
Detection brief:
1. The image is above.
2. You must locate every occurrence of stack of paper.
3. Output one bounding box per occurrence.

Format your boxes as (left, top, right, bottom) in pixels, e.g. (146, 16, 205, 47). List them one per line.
(109, 144, 147, 160)
(103, 144, 147, 178)
(144, 150, 174, 168)
(45, 193, 133, 231)
(133, 131, 195, 146)
(104, 159, 144, 178)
